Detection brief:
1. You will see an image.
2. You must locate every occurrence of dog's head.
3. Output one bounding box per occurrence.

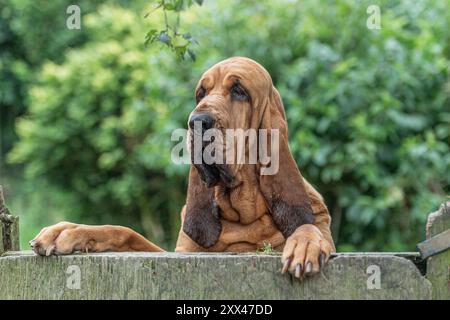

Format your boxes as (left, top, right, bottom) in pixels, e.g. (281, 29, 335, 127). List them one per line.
(184, 57, 315, 248)
(187, 57, 273, 188)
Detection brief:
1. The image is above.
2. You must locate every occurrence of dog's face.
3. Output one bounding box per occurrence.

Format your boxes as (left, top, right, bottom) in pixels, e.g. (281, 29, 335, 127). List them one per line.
(188, 57, 273, 188)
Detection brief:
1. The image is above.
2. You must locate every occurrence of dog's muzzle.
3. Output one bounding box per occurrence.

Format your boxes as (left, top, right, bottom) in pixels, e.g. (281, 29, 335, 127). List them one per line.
(188, 113, 238, 188)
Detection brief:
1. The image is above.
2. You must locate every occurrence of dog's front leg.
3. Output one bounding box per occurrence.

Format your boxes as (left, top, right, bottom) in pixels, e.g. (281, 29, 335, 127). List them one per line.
(30, 222, 164, 256)
(281, 181, 336, 278)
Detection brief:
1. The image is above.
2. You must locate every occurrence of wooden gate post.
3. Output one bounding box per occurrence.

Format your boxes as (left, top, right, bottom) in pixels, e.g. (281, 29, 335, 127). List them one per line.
(0, 186, 20, 255)
(419, 202, 450, 300)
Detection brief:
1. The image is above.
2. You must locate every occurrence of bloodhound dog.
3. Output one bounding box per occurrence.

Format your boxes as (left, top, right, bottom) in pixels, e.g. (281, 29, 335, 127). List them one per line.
(30, 57, 335, 278)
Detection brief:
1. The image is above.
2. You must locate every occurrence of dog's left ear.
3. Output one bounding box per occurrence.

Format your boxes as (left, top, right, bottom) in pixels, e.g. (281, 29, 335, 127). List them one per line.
(182, 166, 221, 248)
(257, 87, 315, 238)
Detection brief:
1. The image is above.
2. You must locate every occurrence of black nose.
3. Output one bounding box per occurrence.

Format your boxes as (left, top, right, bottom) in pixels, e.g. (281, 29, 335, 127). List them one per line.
(189, 113, 215, 131)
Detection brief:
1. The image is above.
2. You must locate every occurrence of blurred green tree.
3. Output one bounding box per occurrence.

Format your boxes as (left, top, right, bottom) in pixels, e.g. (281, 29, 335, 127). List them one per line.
(1, 0, 142, 166)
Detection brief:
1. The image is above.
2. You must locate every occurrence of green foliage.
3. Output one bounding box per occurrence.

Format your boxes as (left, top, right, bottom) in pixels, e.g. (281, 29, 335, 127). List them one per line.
(4, 0, 450, 251)
(0, 0, 104, 166)
(257, 242, 276, 255)
(144, 0, 202, 60)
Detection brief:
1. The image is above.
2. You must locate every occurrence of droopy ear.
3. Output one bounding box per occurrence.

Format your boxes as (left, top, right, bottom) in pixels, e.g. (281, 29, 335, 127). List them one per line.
(258, 87, 315, 238)
(182, 166, 221, 248)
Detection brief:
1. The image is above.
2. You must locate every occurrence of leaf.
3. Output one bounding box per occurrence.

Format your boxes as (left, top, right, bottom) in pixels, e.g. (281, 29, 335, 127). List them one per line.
(174, 45, 187, 60)
(187, 48, 196, 61)
(172, 35, 189, 48)
(386, 109, 428, 131)
(144, 29, 158, 47)
(163, 3, 175, 11)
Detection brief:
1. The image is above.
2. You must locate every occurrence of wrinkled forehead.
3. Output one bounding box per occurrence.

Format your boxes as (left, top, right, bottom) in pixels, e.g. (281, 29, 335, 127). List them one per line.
(196, 57, 273, 93)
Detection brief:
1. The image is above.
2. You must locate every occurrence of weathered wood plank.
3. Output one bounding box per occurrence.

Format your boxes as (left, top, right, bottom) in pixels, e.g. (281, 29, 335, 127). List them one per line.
(0, 252, 431, 300)
(424, 202, 450, 300)
(0, 186, 20, 254)
(0, 223, 3, 254)
(418, 229, 450, 259)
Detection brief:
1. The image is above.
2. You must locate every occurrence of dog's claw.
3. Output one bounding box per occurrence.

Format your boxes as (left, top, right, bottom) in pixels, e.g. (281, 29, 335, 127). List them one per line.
(319, 252, 326, 268)
(281, 257, 291, 274)
(45, 245, 56, 257)
(305, 261, 312, 274)
(30, 240, 40, 254)
(294, 264, 302, 278)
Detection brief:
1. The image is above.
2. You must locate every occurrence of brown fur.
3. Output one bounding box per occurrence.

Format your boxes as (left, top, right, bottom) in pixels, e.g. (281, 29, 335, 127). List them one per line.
(30, 57, 335, 278)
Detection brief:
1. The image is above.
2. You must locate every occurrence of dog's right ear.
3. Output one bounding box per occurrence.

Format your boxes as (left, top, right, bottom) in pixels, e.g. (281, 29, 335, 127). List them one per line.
(182, 166, 222, 248)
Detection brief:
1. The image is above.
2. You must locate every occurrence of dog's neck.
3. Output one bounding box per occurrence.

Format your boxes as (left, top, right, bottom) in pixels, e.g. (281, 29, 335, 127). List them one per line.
(214, 165, 269, 225)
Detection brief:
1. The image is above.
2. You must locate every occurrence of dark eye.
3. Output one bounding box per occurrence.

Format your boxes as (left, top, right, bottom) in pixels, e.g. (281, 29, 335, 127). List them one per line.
(196, 87, 206, 104)
(231, 82, 249, 101)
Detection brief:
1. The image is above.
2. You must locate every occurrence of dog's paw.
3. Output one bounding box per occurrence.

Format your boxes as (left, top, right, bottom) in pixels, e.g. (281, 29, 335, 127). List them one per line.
(281, 224, 333, 279)
(29, 222, 85, 256)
